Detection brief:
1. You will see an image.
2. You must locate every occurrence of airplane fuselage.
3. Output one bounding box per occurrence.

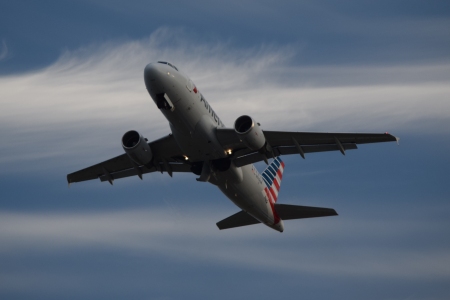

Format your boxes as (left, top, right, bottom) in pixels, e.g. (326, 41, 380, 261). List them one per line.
(144, 62, 284, 232)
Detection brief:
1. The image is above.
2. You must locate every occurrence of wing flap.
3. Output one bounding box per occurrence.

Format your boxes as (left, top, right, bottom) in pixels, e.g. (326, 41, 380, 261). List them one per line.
(99, 163, 192, 182)
(276, 143, 357, 155)
(275, 204, 338, 220)
(216, 210, 260, 230)
(234, 143, 357, 167)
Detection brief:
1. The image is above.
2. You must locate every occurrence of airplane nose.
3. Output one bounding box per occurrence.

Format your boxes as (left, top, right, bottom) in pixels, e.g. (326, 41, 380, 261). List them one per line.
(144, 63, 157, 78)
(144, 63, 165, 91)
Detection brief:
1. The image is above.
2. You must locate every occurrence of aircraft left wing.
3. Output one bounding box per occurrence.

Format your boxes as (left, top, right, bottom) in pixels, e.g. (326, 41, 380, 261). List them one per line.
(216, 128, 399, 167)
(67, 134, 190, 185)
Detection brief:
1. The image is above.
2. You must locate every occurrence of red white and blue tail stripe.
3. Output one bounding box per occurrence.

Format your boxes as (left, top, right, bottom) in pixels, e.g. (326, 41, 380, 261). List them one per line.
(262, 157, 285, 203)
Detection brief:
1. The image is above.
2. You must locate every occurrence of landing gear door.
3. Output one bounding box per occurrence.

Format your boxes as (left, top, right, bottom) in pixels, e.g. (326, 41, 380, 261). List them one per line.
(155, 93, 175, 112)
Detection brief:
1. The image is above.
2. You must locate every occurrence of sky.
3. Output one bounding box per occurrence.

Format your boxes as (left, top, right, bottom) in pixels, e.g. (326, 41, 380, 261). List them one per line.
(1, 1, 450, 299)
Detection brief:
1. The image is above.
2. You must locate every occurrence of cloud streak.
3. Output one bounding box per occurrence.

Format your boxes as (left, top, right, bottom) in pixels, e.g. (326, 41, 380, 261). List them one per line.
(0, 28, 449, 173)
(0, 40, 7, 61)
(1, 208, 449, 280)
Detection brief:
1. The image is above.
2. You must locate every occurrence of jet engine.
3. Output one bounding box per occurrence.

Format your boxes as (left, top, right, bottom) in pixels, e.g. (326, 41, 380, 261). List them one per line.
(234, 115, 266, 150)
(122, 130, 153, 165)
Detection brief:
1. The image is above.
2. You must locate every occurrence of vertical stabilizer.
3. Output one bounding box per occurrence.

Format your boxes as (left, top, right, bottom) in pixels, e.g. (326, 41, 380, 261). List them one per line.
(261, 157, 285, 203)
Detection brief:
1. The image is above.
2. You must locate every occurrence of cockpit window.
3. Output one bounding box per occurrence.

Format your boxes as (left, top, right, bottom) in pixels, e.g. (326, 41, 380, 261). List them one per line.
(157, 61, 178, 71)
(168, 63, 178, 71)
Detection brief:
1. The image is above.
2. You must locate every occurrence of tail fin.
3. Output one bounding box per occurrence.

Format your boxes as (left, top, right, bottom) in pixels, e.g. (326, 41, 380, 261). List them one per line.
(261, 157, 285, 203)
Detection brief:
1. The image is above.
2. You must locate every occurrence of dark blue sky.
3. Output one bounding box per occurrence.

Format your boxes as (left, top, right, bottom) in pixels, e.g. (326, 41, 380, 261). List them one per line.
(2, 0, 450, 73)
(1, 1, 450, 299)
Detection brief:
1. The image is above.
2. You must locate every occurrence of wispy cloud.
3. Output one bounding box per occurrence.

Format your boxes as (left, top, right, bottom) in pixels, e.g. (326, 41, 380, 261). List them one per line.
(1, 208, 449, 280)
(0, 28, 449, 173)
(0, 40, 7, 61)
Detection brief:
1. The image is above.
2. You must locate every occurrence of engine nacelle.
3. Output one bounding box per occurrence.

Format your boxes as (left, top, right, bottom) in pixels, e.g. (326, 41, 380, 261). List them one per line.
(234, 115, 266, 150)
(122, 130, 153, 165)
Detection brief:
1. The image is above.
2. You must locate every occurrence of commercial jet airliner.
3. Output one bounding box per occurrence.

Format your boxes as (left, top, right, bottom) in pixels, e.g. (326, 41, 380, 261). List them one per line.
(67, 61, 398, 232)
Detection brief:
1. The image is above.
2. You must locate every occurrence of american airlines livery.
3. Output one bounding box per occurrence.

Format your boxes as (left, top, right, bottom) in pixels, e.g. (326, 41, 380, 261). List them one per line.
(67, 61, 398, 232)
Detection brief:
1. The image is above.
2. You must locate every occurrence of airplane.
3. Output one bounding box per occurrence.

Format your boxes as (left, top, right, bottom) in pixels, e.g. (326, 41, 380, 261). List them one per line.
(67, 61, 398, 232)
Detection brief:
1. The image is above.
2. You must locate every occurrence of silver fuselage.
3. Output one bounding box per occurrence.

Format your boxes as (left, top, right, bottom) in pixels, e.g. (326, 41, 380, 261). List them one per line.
(144, 62, 284, 232)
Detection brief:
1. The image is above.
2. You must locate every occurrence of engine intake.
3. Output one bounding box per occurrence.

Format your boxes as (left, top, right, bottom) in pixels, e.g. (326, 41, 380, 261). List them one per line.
(122, 130, 153, 165)
(234, 115, 266, 151)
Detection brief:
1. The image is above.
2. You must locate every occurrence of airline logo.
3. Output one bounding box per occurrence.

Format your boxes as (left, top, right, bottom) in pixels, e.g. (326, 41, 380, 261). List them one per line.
(262, 157, 285, 204)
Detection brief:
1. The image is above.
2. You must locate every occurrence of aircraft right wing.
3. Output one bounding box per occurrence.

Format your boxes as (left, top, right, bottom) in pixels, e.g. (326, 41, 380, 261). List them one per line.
(67, 134, 190, 185)
(216, 128, 399, 167)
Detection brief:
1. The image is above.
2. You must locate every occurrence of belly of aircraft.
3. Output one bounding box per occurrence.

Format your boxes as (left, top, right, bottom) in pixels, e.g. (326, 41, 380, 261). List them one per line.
(159, 79, 277, 226)
(217, 165, 276, 226)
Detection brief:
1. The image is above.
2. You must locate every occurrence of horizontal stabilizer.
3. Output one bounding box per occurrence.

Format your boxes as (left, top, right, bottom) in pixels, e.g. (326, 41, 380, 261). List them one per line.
(217, 204, 337, 230)
(216, 210, 260, 230)
(275, 204, 338, 219)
